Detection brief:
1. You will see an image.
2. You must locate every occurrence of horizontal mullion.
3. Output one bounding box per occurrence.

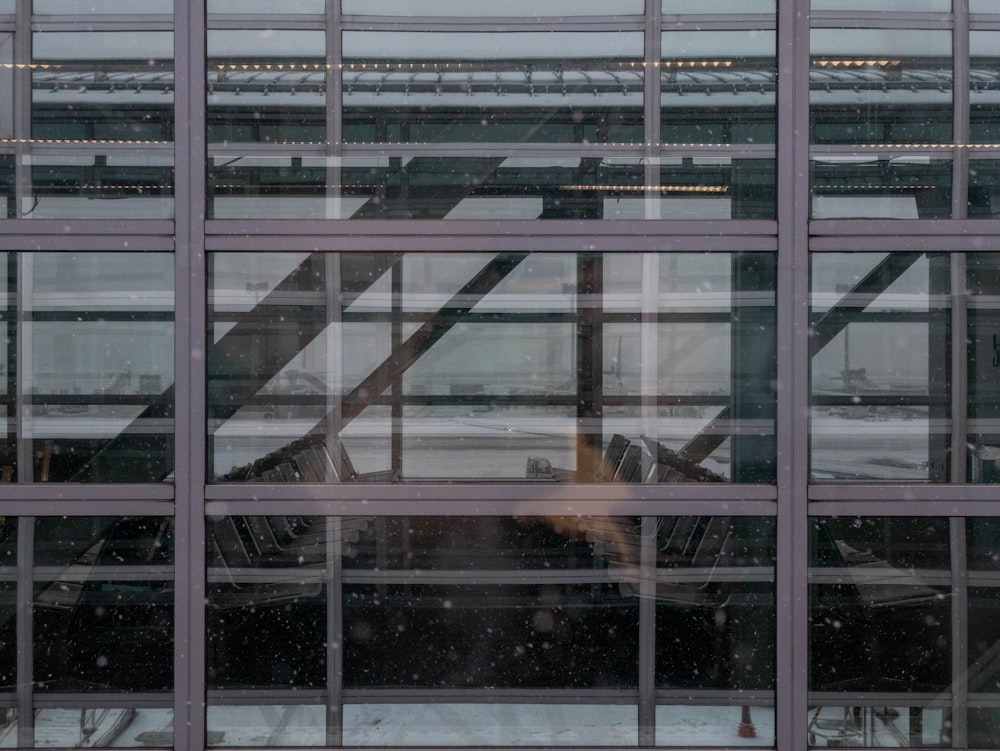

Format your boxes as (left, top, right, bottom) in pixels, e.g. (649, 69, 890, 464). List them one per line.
(33, 565, 173, 581)
(205, 493, 778, 512)
(31, 693, 173, 709)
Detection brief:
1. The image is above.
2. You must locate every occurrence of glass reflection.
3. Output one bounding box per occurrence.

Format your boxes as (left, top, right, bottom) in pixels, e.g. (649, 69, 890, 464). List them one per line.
(810, 253, 950, 482)
(972, 32, 1000, 143)
(33, 517, 174, 694)
(208, 0, 323, 12)
(209, 252, 775, 483)
(810, 29, 952, 145)
(810, 157, 952, 219)
(207, 30, 326, 145)
(33, 708, 173, 748)
(807, 706, 950, 748)
(34, 0, 173, 11)
(20, 253, 175, 483)
(968, 255, 1000, 482)
(809, 517, 951, 696)
(343, 31, 643, 145)
(345, 0, 645, 15)
(664, 0, 775, 12)
(207, 515, 774, 746)
(29, 31, 174, 218)
(207, 155, 777, 221)
(661, 31, 776, 147)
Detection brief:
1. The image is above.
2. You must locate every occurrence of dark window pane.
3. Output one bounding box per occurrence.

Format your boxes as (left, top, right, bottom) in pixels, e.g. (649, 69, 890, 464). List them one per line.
(33, 517, 174, 693)
(809, 517, 951, 693)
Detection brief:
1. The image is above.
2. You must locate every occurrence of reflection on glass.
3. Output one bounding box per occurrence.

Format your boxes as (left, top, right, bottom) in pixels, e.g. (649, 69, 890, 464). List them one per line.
(657, 158, 775, 219)
(33, 709, 172, 748)
(345, 583, 637, 689)
(209, 252, 775, 483)
(969, 256, 1000, 482)
(809, 517, 951, 695)
(813, 0, 950, 8)
(343, 31, 643, 145)
(29, 31, 174, 218)
(970, 161, 1000, 217)
(810, 253, 950, 482)
(664, 0, 774, 12)
(33, 517, 174, 694)
(210, 154, 656, 220)
(208, 155, 777, 221)
(807, 706, 949, 748)
(22, 253, 175, 482)
(207, 515, 774, 746)
(0, 156, 11, 219)
(661, 31, 776, 146)
(810, 157, 952, 219)
(34, 0, 173, 11)
(345, 0, 645, 14)
(207, 30, 326, 145)
(208, 0, 323, 12)
(810, 29, 952, 145)
(971, 32, 1000, 143)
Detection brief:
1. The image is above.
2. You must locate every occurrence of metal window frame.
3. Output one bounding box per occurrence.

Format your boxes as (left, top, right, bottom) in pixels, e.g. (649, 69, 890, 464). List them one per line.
(0, 0, 1000, 749)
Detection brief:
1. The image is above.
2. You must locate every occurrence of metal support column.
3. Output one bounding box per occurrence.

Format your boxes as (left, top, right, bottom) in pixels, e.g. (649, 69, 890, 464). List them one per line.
(174, 0, 207, 746)
(776, 1, 812, 751)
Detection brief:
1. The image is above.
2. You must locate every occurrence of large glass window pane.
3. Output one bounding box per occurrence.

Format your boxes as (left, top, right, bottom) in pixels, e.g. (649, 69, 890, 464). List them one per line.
(811, 156, 953, 219)
(661, 31, 776, 147)
(342, 31, 643, 145)
(208, 0, 324, 12)
(0, 518, 15, 695)
(208, 154, 778, 221)
(207, 30, 326, 145)
(28, 31, 174, 218)
(972, 32, 1000, 144)
(811, 29, 952, 146)
(208, 515, 774, 747)
(809, 516, 951, 747)
(810, 253, 950, 482)
(344, 0, 645, 15)
(33, 0, 173, 11)
(22, 253, 175, 482)
(968, 255, 1000, 482)
(664, 0, 775, 12)
(209, 252, 775, 484)
(813, 0, 950, 9)
(28, 516, 173, 747)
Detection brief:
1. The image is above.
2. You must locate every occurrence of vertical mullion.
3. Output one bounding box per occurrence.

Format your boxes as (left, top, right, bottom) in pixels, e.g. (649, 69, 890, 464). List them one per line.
(776, 2, 811, 751)
(950, 517, 968, 748)
(644, 0, 661, 220)
(12, 0, 28, 219)
(953, 0, 970, 219)
(638, 515, 657, 746)
(327, 0, 342, 218)
(15, 516, 32, 748)
(174, 0, 207, 747)
(326, 518, 344, 746)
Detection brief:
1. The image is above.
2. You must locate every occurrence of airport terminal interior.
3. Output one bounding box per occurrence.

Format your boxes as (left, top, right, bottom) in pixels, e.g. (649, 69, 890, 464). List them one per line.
(1, 0, 1000, 748)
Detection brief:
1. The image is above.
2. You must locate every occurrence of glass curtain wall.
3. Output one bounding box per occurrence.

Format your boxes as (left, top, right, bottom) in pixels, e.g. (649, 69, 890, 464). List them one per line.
(0, 0, 997, 750)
